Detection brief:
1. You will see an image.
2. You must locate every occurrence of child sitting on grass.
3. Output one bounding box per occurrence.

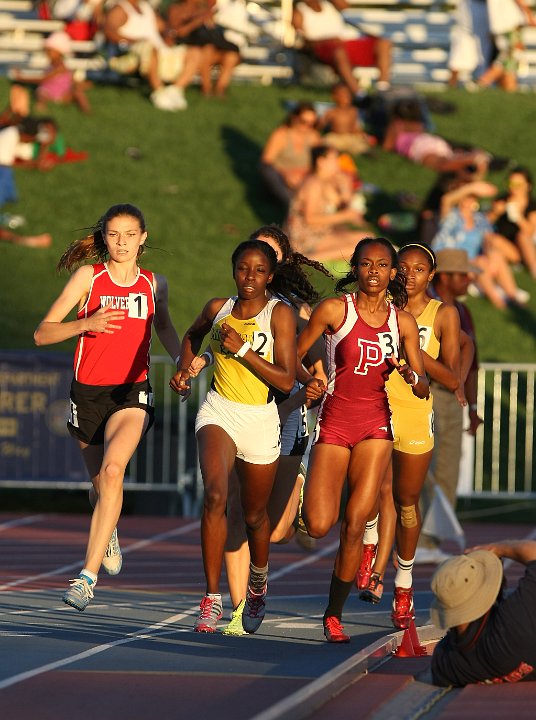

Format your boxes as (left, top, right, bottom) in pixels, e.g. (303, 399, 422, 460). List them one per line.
(13, 31, 90, 114)
(318, 83, 375, 156)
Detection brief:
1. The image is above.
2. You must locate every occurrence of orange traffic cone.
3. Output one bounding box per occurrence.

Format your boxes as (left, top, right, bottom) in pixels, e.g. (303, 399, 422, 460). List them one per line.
(408, 619, 427, 656)
(394, 626, 416, 657)
(394, 620, 427, 657)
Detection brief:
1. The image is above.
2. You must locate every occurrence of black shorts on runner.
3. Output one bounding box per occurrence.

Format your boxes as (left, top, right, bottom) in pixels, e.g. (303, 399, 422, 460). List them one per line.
(67, 379, 155, 446)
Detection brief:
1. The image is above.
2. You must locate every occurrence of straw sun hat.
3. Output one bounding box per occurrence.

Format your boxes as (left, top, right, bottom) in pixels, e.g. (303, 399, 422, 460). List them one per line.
(434, 248, 481, 275)
(430, 550, 504, 630)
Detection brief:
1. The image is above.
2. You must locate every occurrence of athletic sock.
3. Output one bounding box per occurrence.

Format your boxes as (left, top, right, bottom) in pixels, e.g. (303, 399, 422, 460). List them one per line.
(249, 563, 268, 593)
(394, 555, 415, 589)
(363, 514, 379, 545)
(324, 574, 354, 621)
(80, 569, 97, 585)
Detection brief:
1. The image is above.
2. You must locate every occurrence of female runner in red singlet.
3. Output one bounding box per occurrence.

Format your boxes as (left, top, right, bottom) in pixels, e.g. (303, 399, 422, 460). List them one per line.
(297, 237, 429, 643)
(34, 204, 181, 612)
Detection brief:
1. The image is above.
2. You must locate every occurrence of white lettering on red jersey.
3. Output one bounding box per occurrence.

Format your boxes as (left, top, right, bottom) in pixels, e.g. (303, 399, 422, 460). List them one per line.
(324, 293, 400, 405)
(73, 263, 155, 385)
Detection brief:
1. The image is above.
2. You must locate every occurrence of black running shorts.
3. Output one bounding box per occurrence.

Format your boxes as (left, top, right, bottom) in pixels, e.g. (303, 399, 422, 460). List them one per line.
(67, 379, 155, 446)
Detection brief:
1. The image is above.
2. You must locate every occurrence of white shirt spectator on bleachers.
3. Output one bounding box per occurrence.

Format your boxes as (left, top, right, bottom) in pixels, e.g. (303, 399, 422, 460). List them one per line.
(215, 0, 259, 49)
(112, 0, 165, 48)
(295, 0, 360, 42)
(486, 0, 525, 35)
(51, 0, 102, 22)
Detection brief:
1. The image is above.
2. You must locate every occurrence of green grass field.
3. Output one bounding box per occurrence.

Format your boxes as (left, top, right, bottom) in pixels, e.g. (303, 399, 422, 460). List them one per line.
(1, 78, 535, 362)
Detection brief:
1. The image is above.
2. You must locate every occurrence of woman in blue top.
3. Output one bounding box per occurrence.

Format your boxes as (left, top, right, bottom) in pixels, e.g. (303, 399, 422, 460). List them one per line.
(432, 180, 529, 309)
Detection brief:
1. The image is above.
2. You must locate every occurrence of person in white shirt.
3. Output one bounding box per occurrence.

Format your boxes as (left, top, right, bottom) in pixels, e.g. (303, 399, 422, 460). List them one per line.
(292, 0, 391, 95)
(477, 0, 536, 91)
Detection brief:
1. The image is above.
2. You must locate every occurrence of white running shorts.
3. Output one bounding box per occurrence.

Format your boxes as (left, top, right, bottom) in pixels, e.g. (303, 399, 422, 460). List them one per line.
(195, 389, 281, 465)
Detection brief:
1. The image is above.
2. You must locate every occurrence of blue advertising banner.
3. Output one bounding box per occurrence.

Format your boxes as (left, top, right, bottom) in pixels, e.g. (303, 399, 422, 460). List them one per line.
(0, 351, 86, 482)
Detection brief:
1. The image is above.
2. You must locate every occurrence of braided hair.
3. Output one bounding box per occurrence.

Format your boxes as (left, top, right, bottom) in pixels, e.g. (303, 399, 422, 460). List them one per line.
(335, 237, 408, 309)
(249, 224, 332, 306)
(57, 204, 146, 272)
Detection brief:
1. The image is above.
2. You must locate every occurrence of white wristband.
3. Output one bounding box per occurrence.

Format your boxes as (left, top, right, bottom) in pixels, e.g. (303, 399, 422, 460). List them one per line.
(235, 341, 251, 358)
(174, 354, 181, 366)
(411, 370, 419, 385)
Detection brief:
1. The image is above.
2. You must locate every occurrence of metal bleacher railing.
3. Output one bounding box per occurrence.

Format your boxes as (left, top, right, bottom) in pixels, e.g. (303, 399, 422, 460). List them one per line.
(2, 1, 536, 89)
(136, 358, 536, 509)
(1, 355, 534, 510)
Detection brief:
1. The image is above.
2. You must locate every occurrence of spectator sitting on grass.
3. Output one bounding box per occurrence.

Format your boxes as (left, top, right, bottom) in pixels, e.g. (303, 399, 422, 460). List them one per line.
(486, 165, 536, 279)
(432, 180, 530, 309)
(12, 32, 91, 114)
(285, 145, 369, 263)
(431, 540, 536, 686)
(317, 83, 375, 156)
(260, 102, 321, 211)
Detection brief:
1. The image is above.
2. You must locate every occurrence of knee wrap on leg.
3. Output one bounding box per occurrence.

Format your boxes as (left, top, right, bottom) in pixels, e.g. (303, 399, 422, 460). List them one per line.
(400, 504, 418, 528)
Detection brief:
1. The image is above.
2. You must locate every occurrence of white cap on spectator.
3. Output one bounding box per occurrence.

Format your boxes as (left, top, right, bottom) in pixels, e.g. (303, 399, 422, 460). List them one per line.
(45, 31, 72, 56)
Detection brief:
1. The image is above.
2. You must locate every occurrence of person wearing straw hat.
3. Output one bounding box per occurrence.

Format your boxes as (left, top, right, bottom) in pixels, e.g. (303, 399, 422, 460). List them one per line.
(430, 540, 536, 686)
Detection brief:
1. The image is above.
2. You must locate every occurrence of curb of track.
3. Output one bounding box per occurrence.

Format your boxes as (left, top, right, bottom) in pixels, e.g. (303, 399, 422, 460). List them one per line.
(251, 624, 444, 720)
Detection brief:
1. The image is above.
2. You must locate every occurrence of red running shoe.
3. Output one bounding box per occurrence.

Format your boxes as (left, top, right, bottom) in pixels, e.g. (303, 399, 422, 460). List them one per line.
(391, 586, 415, 629)
(359, 572, 384, 604)
(194, 594, 223, 633)
(323, 616, 350, 643)
(356, 543, 377, 590)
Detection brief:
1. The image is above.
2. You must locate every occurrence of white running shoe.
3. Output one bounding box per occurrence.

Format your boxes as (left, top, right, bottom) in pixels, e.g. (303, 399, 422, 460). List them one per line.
(150, 86, 178, 111)
(63, 575, 95, 611)
(102, 528, 122, 575)
(166, 85, 188, 111)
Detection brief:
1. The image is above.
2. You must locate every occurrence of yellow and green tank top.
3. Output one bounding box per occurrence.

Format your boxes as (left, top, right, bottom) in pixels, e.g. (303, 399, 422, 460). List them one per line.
(386, 298, 442, 409)
(209, 296, 279, 405)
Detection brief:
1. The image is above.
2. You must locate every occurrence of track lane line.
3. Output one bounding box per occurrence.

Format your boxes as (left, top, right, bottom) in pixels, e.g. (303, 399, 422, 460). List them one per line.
(0, 515, 45, 532)
(0, 520, 201, 591)
(0, 533, 340, 689)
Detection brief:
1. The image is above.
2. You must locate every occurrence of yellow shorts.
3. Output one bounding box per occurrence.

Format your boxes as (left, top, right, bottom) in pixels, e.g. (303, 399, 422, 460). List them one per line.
(391, 403, 434, 455)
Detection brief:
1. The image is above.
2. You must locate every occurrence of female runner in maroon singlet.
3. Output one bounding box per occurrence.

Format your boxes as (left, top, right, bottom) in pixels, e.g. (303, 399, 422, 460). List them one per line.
(297, 237, 429, 643)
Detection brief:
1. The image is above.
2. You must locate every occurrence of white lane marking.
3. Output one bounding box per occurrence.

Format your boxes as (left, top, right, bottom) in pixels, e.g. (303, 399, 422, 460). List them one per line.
(0, 531, 339, 689)
(0, 515, 45, 532)
(0, 609, 195, 690)
(0, 521, 201, 591)
(0, 632, 49, 637)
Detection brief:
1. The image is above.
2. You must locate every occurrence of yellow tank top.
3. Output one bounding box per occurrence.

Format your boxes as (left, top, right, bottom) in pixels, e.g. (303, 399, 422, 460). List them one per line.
(209, 296, 279, 405)
(386, 298, 442, 409)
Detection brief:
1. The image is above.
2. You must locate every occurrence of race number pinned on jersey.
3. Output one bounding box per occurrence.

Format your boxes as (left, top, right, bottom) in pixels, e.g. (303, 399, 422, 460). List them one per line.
(252, 330, 272, 358)
(128, 293, 148, 319)
(377, 332, 396, 358)
(418, 325, 432, 350)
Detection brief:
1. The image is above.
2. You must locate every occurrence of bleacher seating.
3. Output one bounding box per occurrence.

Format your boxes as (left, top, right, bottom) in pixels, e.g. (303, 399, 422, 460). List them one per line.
(1, 1, 536, 89)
